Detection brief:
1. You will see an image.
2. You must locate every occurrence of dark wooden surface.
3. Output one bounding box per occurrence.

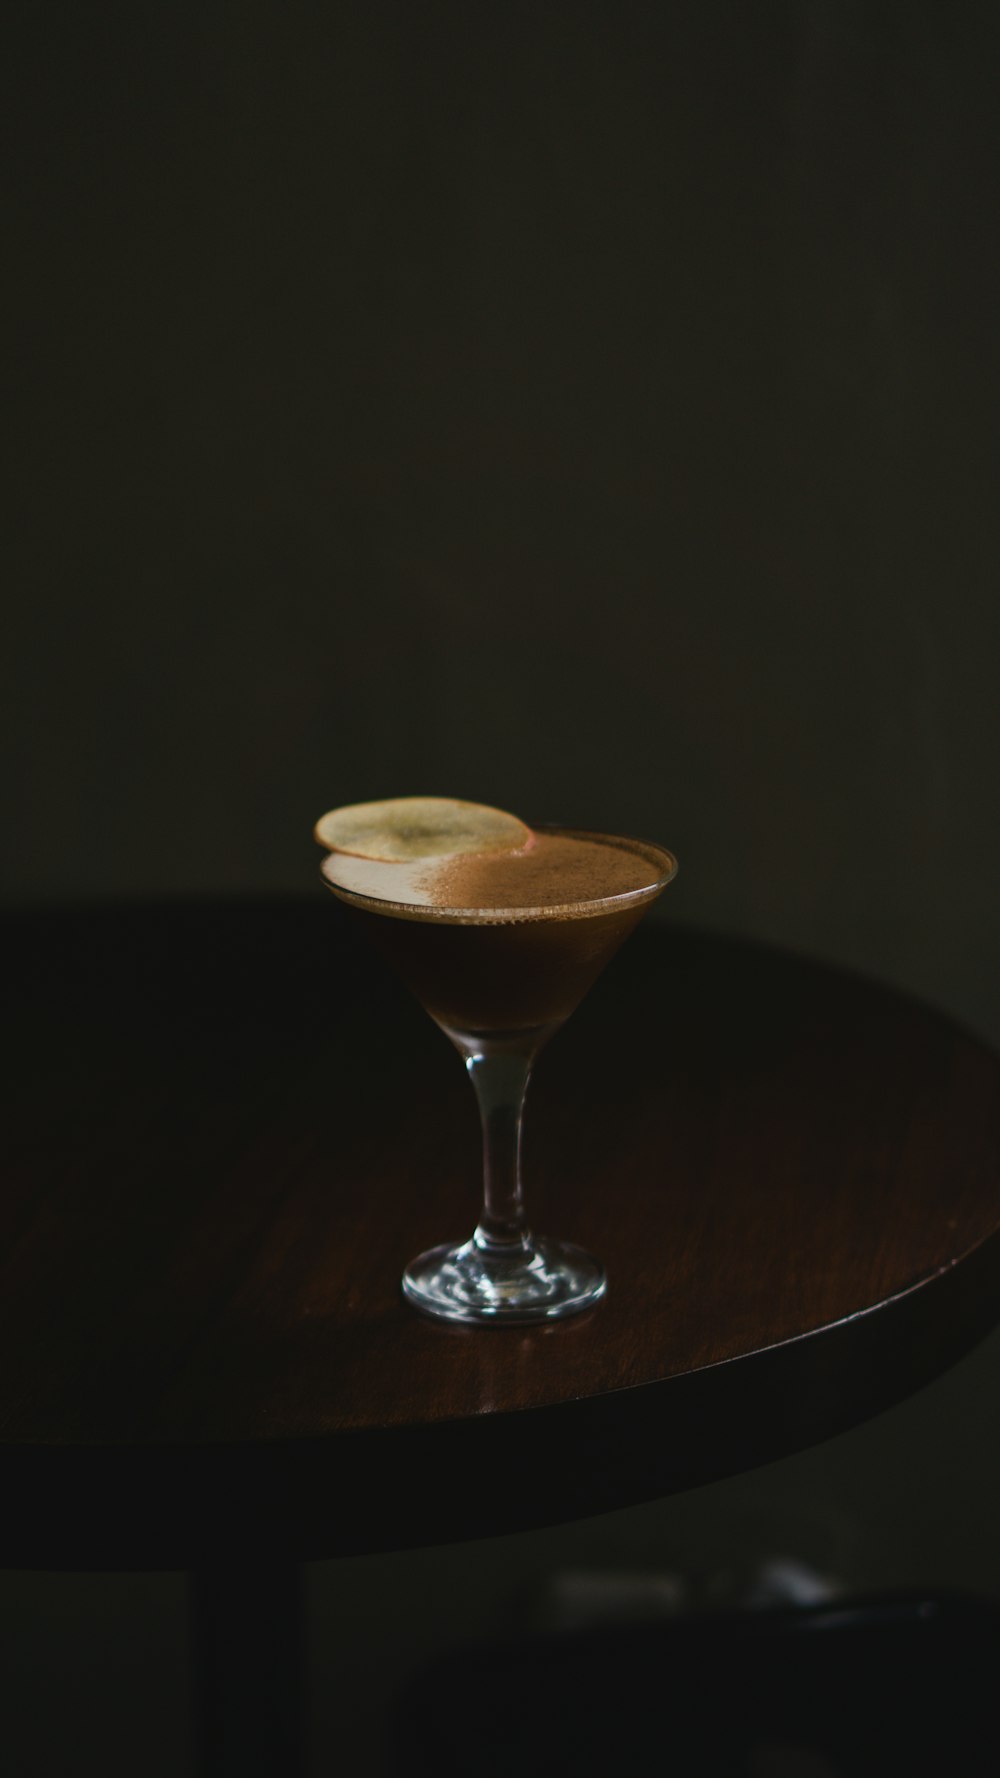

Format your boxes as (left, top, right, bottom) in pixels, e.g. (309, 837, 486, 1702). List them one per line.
(2, 898, 999, 1570)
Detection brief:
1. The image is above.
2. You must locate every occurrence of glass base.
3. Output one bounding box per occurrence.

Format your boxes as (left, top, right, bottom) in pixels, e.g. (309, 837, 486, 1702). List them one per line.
(402, 1235, 606, 1325)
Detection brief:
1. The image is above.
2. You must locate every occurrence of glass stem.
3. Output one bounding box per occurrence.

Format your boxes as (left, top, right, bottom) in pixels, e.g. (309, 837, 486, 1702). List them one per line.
(464, 1041, 536, 1257)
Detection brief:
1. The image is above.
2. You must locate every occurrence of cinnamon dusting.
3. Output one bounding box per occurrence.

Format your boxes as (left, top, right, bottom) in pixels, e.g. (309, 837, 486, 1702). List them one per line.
(427, 832, 659, 913)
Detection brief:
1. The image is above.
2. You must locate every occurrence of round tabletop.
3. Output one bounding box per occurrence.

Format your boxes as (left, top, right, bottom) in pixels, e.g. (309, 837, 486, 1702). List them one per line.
(3, 899, 999, 1570)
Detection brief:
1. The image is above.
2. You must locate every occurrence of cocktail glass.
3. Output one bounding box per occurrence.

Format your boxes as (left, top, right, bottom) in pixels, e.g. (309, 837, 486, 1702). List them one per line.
(321, 826, 677, 1324)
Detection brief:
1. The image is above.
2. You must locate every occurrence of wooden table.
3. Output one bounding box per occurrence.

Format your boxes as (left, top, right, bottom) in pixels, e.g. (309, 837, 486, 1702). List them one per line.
(4, 899, 1000, 1770)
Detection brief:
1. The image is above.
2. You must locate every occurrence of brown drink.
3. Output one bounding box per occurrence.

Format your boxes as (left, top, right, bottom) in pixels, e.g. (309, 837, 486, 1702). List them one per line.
(321, 827, 674, 1037)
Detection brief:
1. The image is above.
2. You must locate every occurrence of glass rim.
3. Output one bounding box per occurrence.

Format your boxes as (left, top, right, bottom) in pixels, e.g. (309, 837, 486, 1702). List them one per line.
(319, 823, 678, 925)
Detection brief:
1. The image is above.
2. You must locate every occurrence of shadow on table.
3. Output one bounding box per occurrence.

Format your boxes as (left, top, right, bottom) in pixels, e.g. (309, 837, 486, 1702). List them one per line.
(386, 1592, 999, 1777)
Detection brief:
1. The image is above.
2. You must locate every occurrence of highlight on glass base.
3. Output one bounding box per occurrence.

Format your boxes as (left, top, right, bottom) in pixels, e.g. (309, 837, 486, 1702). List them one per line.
(313, 796, 677, 1326)
(402, 1235, 607, 1326)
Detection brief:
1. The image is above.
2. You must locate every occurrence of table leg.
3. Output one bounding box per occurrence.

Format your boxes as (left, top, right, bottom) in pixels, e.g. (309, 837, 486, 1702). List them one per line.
(190, 1560, 305, 1778)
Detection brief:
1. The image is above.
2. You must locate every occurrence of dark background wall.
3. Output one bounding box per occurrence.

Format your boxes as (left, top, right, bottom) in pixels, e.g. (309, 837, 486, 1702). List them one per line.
(5, 3, 1000, 1773)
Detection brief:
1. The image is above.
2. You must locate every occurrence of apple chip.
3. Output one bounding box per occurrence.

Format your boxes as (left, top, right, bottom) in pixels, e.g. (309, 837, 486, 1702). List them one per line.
(314, 796, 532, 862)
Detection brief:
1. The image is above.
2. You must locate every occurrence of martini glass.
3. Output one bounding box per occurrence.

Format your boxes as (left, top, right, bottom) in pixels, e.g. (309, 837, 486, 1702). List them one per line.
(321, 826, 677, 1324)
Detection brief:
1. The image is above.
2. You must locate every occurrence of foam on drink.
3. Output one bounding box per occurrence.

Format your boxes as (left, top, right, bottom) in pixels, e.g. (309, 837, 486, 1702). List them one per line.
(319, 817, 669, 923)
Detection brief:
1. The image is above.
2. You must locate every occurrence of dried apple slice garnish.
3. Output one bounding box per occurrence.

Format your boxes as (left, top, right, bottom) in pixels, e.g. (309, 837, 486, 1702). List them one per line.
(314, 796, 532, 862)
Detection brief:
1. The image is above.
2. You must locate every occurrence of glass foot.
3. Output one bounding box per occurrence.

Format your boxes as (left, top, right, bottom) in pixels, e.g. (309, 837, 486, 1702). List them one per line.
(402, 1235, 606, 1325)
